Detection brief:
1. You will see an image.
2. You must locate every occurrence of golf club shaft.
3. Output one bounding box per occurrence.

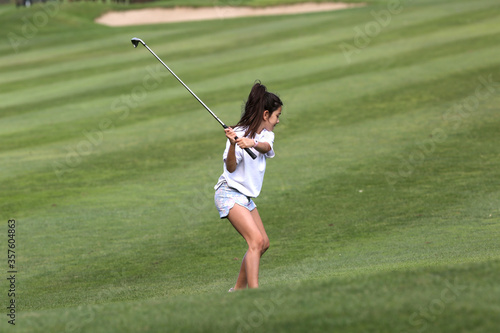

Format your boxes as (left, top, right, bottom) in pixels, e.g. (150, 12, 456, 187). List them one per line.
(132, 38, 257, 159)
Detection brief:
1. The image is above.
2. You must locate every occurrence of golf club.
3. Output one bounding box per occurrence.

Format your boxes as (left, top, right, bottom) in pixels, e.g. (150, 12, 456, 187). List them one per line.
(131, 37, 257, 159)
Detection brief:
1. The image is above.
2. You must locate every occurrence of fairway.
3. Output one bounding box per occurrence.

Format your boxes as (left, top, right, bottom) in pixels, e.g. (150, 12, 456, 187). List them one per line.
(1, 0, 500, 332)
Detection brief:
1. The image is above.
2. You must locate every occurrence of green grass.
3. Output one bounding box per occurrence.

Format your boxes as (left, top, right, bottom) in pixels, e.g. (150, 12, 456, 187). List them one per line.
(1, 0, 500, 331)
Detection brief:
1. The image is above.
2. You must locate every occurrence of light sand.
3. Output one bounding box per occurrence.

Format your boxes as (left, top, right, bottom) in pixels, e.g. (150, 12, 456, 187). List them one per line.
(95, 2, 361, 27)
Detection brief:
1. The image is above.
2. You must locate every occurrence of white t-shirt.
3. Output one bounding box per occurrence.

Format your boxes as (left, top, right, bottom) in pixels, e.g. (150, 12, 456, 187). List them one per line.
(215, 127, 275, 198)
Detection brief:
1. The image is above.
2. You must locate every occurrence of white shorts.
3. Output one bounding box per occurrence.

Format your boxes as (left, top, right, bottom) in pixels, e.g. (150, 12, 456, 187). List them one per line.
(214, 182, 256, 219)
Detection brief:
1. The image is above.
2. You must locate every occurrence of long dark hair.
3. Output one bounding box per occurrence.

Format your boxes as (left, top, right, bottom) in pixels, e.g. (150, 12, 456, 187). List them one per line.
(234, 81, 283, 138)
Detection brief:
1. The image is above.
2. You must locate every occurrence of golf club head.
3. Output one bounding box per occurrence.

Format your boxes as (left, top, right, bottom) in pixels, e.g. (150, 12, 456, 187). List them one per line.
(131, 37, 144, 48)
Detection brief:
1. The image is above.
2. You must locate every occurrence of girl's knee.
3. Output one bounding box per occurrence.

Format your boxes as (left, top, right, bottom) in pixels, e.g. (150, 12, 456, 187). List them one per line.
(261, 238, 270, 254)
(248, 236, 265, 253)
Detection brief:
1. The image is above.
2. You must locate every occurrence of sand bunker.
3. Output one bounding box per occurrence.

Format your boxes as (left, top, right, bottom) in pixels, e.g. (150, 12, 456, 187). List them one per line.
(95, 2, 360, 27)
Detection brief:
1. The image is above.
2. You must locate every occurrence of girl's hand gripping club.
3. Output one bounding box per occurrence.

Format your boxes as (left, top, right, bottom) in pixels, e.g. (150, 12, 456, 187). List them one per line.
(223, 125, 258, 159)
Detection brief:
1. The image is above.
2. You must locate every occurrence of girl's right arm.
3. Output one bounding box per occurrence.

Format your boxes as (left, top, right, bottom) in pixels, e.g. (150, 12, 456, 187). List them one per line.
(225, 128, 237, 173)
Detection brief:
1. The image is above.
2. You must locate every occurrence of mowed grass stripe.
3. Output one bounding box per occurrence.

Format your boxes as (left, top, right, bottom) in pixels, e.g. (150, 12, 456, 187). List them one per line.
(0, 26, 186, 70)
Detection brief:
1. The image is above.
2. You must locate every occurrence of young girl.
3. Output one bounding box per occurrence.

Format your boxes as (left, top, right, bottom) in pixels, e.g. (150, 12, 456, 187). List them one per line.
(214, 82, 283, 291)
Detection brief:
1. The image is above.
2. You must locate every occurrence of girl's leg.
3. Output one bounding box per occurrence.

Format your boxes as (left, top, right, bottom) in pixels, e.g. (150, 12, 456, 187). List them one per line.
(234, 252, 248, 289)
(227, 204, 266, 289)
(250, 208, 270, 254)
(234, 211, 270, 288)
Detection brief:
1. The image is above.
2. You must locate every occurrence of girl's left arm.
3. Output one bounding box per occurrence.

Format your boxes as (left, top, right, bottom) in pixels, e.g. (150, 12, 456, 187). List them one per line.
(235, 137, 271, 154)
(254, 141, 271, 154)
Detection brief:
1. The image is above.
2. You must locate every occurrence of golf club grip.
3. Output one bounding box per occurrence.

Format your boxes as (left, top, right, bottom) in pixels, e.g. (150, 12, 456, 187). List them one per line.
(238, 139, 257, 159)
(246, 148, 258, 159)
